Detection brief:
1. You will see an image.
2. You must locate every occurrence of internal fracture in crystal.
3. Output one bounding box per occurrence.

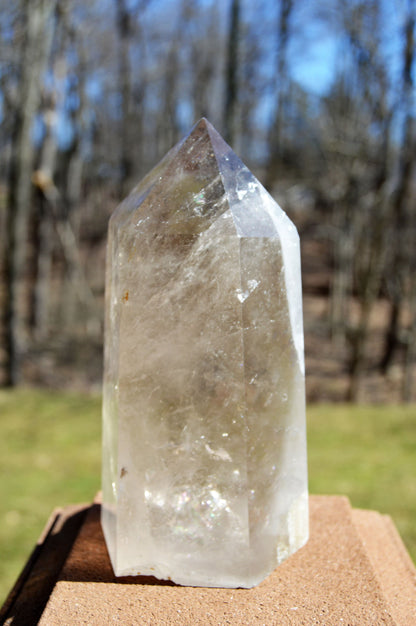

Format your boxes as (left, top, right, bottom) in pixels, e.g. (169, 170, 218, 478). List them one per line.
(101, 118, 308, 588)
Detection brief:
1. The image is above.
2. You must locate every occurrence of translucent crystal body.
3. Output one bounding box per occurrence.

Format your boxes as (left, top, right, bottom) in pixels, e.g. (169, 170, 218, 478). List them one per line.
(101, 119, 308, 588)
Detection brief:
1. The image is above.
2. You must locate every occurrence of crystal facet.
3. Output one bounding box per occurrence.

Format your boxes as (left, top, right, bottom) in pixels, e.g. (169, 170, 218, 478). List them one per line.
(101, 119, 308, 588)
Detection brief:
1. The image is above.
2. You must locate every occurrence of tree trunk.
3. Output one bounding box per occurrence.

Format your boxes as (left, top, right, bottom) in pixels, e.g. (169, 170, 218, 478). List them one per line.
(1, 0, 57, 385)
(33, 197, 54, 340)
(224, 0, 240, 146)
(380, 7, 415, 373)
(330, 215, 353, 348)
(115, 0, 133, 198)
(31, 103, 59, 339)
(264, 0, 293, 191)
(402, 280, 416, 402)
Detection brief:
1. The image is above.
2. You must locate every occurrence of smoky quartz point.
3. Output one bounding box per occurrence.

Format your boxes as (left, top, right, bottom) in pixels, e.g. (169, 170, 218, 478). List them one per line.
(101, 118, 308, 588)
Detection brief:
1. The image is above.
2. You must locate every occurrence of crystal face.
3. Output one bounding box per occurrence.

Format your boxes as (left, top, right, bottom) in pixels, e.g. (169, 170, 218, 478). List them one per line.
(101, 118, 308, 588)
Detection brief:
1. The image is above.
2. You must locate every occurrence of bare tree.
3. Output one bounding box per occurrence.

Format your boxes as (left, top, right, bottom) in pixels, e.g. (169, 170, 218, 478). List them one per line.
(115, 0, 134, 197)
(265, 0, 293, 192)
(224, 0, 241, 146)
(1, 0, 57, 385)
(313, 0, 398, 399)
(189, 3, 222, 123)
(380, 2, 415, 379)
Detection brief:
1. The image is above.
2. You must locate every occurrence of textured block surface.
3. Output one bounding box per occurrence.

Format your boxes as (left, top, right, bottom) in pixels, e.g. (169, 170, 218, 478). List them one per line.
(3, 496, 415, 625)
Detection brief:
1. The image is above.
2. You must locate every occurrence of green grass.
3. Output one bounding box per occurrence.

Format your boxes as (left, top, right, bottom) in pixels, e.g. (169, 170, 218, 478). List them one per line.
(307, 404, 416, 565)
(0, 392, 415, 606)
(0, 389, 102, 606)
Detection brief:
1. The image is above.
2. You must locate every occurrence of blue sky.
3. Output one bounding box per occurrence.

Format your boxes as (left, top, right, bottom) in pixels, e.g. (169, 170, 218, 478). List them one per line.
(3, 0, 411, 152)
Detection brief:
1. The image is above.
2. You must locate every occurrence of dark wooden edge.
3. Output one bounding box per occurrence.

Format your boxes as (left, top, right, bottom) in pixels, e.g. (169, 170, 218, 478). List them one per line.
(0, 504, 89, 626)
(0, 508, 63, 622)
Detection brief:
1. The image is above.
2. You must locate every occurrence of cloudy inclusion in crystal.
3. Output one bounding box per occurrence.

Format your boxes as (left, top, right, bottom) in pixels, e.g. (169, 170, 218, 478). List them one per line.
(101, 118, 308, 588)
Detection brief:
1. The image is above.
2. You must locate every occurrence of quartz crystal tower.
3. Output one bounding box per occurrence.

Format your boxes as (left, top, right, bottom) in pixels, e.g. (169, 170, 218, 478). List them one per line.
(102, 119, 308, 588)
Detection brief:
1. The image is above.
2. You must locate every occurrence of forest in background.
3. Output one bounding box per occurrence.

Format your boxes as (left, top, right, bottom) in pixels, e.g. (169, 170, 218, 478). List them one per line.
(0, 0, 415, 402)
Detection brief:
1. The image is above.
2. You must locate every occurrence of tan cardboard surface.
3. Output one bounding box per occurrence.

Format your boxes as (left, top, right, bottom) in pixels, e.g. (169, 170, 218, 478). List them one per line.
(41, 496, 416, 625)
(2, 496, 416, 625)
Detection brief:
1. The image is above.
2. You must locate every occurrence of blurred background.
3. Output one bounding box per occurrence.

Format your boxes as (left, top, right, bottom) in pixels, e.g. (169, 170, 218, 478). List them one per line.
(1, 0, 416, 402)
(0, 0, 416, 606)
